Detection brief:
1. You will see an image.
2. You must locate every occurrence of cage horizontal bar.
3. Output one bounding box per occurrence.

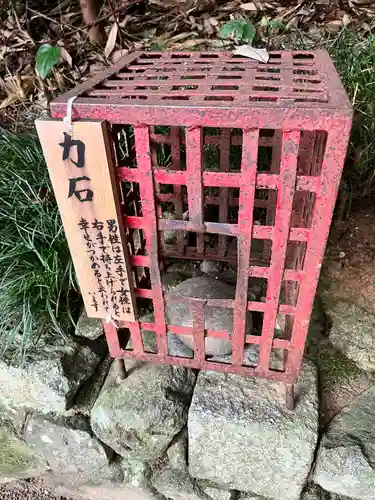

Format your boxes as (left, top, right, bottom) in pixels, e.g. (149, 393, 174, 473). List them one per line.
(125, 215, 310, 242)
(112, 348, 293, 381)
(119, 167, 320, 192)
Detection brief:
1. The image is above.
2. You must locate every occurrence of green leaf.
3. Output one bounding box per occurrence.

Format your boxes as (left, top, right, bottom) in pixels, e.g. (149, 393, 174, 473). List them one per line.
(268, 19, 285, 33)
(149, 43, 163, 52)
(220, 19, 243, 39)
(220, 17, 255, 44)
(241, 20, 256, 43)
(36, 44, 61, 79)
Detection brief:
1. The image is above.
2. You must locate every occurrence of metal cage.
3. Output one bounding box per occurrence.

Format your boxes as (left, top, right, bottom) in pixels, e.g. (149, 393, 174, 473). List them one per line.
(51, 50, 352, 393)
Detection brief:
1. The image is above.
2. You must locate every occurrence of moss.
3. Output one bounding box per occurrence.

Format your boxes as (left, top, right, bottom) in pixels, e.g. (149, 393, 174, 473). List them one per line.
(316, 346, 362, 383)
(0, 430, 44, 477)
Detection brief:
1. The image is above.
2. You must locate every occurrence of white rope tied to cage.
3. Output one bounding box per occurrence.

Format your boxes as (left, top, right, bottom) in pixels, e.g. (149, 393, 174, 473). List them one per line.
(63, 95, 78, 136)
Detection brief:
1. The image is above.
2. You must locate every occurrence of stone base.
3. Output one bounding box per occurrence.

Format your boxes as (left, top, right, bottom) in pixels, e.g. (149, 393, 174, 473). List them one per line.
(188, 360, 319, 500)
(91, 361, 196, 460)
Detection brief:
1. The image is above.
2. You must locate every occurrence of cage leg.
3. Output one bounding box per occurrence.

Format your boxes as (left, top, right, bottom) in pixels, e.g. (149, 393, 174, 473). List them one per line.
(285, 383, 295, 411)
(115, 358, 127, 381)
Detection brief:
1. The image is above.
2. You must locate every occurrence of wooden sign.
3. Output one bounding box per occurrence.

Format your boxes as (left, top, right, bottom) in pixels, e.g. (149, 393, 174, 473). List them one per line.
(35, 119, 136, 322)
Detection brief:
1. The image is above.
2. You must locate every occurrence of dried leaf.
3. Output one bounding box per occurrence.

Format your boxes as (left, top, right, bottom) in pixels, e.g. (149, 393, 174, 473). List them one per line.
(326, 20, 342, 33)
(342, 13, 351, 26)
(111, 49, 128, 63)
(104, 22, 118, 59)
(233, 45, 269, 63)
(170, 38, 206, 50)
(240, 2, 257, 12)
(0, 93, 20, 109)
(60, 47, 72, 67)
(0, 74, 34, 109)
(208, 17, 218, 26)
(203, 18, 214, 35)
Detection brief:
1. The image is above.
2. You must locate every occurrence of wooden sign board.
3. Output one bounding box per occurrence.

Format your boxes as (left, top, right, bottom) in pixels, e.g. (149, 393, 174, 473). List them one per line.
(36, 119, 136, 322)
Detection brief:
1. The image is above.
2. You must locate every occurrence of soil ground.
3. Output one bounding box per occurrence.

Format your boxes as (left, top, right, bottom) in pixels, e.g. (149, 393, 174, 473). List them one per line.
(0, 478, 68, 500)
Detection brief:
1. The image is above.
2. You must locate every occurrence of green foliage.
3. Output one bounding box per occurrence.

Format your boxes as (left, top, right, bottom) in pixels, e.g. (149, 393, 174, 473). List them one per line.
(220, 17, 256, 44)
(35, 44, 61, 79)
(0, 131, 80, 359)
(327, 29, 375, 197)
(267, 19, 285, 34)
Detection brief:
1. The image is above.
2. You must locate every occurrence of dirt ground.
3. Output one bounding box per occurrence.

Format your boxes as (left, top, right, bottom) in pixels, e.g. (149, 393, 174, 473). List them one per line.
(0, 478, 69, 500)
(323, 203, 375, 314)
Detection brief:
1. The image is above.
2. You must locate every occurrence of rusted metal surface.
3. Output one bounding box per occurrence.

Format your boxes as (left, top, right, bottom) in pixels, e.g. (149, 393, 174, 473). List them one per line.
(52, 50, 352, 385)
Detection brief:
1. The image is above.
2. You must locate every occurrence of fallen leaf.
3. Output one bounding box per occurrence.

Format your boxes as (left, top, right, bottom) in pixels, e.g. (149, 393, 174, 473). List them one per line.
(203, 18, 214, 35)
(104, 22, 118, 59)
(0, 74, 34, 109)
(111, 49, 129, 63)
(142, 28, 157, 40)
(170, 38, 206, 50)
(60, 47, 72, 66)
(240, 2, 257, 12)
(342, 13, 351, 26)
(233, 45, 269, 63)
(326, 20, 342, 33)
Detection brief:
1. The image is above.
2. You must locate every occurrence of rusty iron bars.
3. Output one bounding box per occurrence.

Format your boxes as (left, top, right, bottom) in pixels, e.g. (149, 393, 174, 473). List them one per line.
(51, 50, 352, 404)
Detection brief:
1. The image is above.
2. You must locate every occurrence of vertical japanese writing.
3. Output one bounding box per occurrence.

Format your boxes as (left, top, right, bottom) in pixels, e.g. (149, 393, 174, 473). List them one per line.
(77, 217, 131, 318)
(107, 219, 131, 315)
(60, 132, 94, 202)
(78, 217, 102, 312)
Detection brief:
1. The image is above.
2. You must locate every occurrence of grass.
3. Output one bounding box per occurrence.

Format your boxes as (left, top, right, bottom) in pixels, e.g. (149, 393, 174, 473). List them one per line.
(327, 29, 375, 199)
(0, 130, 81, 360)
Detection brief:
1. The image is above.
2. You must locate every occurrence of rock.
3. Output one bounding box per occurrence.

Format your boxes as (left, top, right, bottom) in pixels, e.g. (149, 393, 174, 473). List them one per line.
(188, 360, 318, 500)
(301, 484, 331, 500)
(0, 404, 27, 436)
(121, 456, 152, 489)
(0, 333, 102, 414)
(152, 465, 211, 500)
(51, 478, 162, 500)
(314, 384, 375, 499)
(140, 325, 194, 359)
(201, 484, 233, 500)
(210, 344, 259, 367)
(315, 445, 375, 500)
(323, 299, 375, 373)
(237, 495, 269, 500)
(166, 276, 252, 356)
(167, 334, 194, 358)
(0, 429, 47, 484)
(200, 261, 222, 277)
(24, 414, 116, 488)
(0, 409, 47, 484)
(321, 383, 375, 462)
(165, 261, 201, 281)
(91, 361, 196, 460)
(49, 456, 161, 500)
(73, 355, 113, 416)
(75, 309, 103, 340)
(309, 342, 372, 425)
(167, 432, 188, 470)
(163, 211, 181, 245)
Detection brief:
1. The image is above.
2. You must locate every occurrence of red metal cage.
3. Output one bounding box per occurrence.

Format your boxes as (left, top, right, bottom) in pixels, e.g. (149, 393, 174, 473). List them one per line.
(51, 50, 352, 388)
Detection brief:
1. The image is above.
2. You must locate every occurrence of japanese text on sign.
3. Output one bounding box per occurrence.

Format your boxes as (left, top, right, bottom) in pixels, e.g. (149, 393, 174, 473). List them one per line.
(78, 217, 132, 317)
(35, 120, 136, 321)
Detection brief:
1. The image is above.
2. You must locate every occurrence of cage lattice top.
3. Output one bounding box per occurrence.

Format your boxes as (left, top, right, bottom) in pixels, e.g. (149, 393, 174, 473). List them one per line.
(52, 50, 350, 111)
